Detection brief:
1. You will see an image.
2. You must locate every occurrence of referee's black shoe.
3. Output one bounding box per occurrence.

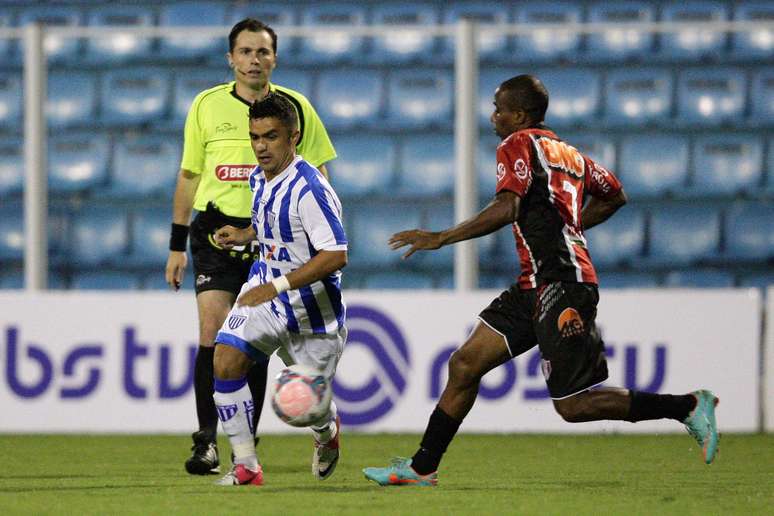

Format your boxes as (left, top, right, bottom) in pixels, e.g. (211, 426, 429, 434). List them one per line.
(185, 431, 220, 475)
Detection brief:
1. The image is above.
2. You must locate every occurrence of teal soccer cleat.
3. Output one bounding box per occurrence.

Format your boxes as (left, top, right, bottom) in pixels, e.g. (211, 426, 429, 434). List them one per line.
(683, 389, 720, 464)
(363, 457, 438, 486)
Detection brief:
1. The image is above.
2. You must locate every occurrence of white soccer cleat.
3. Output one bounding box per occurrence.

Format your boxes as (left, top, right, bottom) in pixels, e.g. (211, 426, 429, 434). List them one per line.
(312, 416, 340, 480)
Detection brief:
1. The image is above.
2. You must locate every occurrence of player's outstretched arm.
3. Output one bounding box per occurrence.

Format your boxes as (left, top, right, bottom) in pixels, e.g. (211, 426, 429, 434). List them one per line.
(236, 250, 347, 307)
(581, 188, 627, 231)
(390, 191, 520, 260)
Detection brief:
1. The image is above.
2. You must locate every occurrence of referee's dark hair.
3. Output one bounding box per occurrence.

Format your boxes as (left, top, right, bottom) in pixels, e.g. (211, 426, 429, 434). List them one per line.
(249, 93, 298, 132)
(229, 18, 278, 55)
(499, 75, 549, 124)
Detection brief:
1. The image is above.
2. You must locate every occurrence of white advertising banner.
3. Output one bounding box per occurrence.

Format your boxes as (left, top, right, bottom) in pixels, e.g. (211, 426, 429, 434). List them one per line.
(0, 289, 761, 434)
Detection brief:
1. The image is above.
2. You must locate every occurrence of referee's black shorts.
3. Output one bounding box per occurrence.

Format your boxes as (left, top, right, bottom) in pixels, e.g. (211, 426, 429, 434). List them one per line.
(478, 281, 608, 400)
(189, 202, 258, 296)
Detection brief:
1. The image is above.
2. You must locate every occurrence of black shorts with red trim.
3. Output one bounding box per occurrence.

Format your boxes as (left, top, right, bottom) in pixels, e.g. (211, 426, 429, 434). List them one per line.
(189, 202, 258, 296)
(478, 281, 608, 400)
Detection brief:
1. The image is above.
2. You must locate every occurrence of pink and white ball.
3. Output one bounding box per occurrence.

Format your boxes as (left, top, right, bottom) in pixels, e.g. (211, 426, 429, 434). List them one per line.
(270, 364, 332, 427)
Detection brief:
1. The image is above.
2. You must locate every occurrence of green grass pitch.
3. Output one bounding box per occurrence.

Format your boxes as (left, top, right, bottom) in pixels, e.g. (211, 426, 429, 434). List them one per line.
(0, 433, 771, 515)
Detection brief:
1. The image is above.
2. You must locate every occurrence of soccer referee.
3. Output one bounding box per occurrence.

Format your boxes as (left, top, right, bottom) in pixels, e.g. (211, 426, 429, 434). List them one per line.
(165, 18, 337, 475)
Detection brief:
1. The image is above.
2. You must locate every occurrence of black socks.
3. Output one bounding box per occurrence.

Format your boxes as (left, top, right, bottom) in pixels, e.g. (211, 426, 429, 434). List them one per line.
(193, 346, 217, 441)
(246, 358, 269, 436)
(626, 390, 697, 423)
(411, 406, 462, 475)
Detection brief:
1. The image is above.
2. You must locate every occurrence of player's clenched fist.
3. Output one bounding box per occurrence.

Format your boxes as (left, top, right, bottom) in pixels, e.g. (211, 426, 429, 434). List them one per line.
(214, 225, 255, 249)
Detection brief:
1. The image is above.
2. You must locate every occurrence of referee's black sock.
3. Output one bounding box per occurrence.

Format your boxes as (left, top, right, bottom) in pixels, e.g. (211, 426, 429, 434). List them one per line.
(626, 390, 697, 423)
(193, 346, 218, 441)
(246, 358, 269, 438)
(411, 406, 461, 475)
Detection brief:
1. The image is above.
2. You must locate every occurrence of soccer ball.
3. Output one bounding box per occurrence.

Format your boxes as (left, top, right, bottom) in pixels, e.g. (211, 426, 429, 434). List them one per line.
(270, 364, 332, 427)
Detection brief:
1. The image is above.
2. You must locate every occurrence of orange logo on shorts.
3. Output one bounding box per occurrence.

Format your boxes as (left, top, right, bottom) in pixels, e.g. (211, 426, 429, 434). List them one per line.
(558, 308, 584, 339)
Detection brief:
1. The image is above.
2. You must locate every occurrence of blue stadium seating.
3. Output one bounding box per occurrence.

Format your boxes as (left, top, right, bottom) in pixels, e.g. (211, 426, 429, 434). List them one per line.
(386, 69, 453, 129)
(347, 204, 421, 266)
(84, 6, 154, 63)
(48, 208, 70, 264)
(361, 272, 434, 290)
(441, 2, 510, 62)
(18, 6, 81, 63)
(749, 68, 774, 125)
(370, 4, 439, 63)
(399, 135, 454, 196)
(664, 269, 736, 288)
(47, 72, 96, 128)
(0, 73, 22, 129)
(738, 272, 774, 291)
(676, 68, 746, 125)
(101, 69, 170, 125)
(514, 2, 583, 62)
(598, 272, 660, 289)
(0, 207, 22, 260)
(477, 225, 508, 271)
(297, 4, 366, 64)
(477, 135, 500, 195)
(540, 70, 601, 126)
(562, 133, 617, 170)
(660, 1, 729, 60)
(144, 270, 192, 290)
(227, 2, 297, 60)
(0, 270, 22, 290)
(689, 135, 764, 196)
(159, 2, 226, 58)
(417, 202, 454, 267)
(478, 69, 513, 126)
(0, 12, 11, 63)
(171, 68, 230, 125)
(619, 135, 689, 197)
(270, 69, 314, 99)
(732, 1, 774, 59)
(70, 207, 129, 266)
(129, 209, 169, 267)
(48, 134, 109, 193)
(768, 136, 774, 194)
(604, 69, 672, 126)
(586, 2, 656, 61)
(585, 208, 645, 268)
(725, 202, 774, 260)
(71, 271, 141, 290)
(111, 136, 179, 197)
(329, 135, 396, 197)
(648, 204, 720, 265)
(316, 70, 382, 129)
(0, 138, 23, 196)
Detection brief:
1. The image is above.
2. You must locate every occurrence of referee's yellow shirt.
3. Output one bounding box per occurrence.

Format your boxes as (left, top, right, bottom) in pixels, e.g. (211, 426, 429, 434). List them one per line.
(180, 81, 336, 218)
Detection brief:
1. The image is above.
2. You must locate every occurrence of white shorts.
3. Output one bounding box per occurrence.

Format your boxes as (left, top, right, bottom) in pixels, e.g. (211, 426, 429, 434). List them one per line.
(215, 286, 347, 380)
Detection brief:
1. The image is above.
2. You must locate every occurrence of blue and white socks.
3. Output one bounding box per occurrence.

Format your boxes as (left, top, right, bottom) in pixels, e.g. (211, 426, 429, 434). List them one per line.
(214, 377, 259, 471)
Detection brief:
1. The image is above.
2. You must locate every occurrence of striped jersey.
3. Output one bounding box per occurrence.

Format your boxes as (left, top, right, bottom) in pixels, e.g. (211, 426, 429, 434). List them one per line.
(247, 156, 347, 335)
(495, 127, 623, 289)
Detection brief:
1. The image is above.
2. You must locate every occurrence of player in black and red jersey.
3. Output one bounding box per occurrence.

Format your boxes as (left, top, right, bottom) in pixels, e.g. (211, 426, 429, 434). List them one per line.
(363, 75, 719, 487)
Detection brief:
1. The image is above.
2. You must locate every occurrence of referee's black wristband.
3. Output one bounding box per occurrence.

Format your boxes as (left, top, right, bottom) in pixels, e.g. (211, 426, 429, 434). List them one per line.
(169, 223, 189, 252)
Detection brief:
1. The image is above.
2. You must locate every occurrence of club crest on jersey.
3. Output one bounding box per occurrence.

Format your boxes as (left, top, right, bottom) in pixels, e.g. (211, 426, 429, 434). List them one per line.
(228, 314, 247, 330)
(514, 158, 529, 180)
(216, 165, 252, 181)
(265, 210, 276, 229)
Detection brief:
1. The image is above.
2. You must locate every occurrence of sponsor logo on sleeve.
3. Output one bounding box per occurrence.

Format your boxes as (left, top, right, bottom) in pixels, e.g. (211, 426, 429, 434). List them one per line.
(215, 165, 253, 182)
(514, 158, 529, 180)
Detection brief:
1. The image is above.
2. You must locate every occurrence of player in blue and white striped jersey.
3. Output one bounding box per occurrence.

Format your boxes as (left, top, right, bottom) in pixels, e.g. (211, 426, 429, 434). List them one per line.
(210, 93, 347, 487)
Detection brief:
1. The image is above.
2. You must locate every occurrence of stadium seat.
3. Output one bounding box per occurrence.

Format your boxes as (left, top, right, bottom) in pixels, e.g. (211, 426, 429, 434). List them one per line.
(297, 4, 366, 64)
(84, 5, 153, 63)
(0, 270, 22, 289)
(101, 69, 170, 125)
(598, 272, 660, 289)
(514, 2, 583, 62)
(399, 135, 454, 196)
(478, 68, 513, 126)
(70, 207, 129, 266)
(648, 204, 720, 265)
(111, 135, 179, 197)
(562, 133, 617, 171)
(676, 68, 746, 125)
(664, 269, 735, 288)
(48, 134, 110, 193)
(0, 13, 11, 66)
(48, 208, 70, 264)
(738, 271, 774, 291)
(585, 208, 645, 269)
(0, 138, 22, 196)
(749, 68, 774, 125)
(688, 135, 764, 196)
(604, 68, 672, 126)
(660, 1, 729, 60)
(478, 134, 500, 195)
(586, 2, 656, 61)
(362, 272, 434, 290)
(386, 69, 453, 129)
(227, 2, 297, 58)
(482, 226, 520, 274)
(0, 207, 22, 260)
(347, 204, 421, 266)
(328, 136, 396, 198)
(71, 271, 141, 290)
(47, 72, 96, 128)
(618, 135, 689, 197)
(441, 2, 510, 63)
(0, 73, 22, 129)
(416, 202, 454, 268)
(18, 6, 81, 63)
(158, 2, 227, 58)
(129, 209, 170, 267)
(732, 1, 774, 59)
(315, 70, 382, 129)
(370, 4, 439, 63)
(269, 69, 314, 100)
(171, 68, 230, 125)
(725, 202, 774, 260)
(540, 70, 600, 127)
(768, 136, 774, 194)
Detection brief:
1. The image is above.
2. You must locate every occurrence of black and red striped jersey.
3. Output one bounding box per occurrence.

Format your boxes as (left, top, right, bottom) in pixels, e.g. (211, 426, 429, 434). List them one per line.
(495, 127, 622, 289)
